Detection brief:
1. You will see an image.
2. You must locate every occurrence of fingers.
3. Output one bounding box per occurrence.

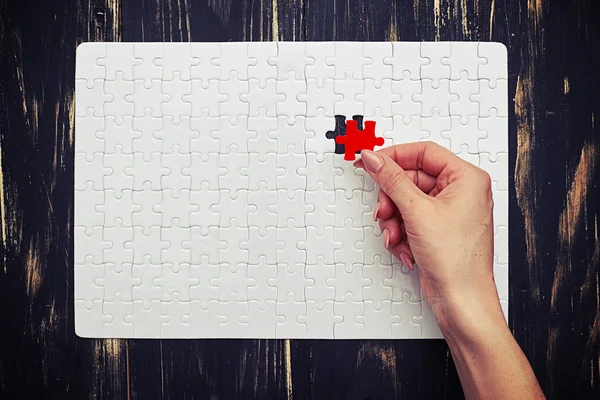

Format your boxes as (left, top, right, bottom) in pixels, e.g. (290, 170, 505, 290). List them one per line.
(375, 170, 436, 220)
(375, 191, 414, 270)
(404, 169, 437, 194)
(356, 150, 429, 213)
(429, 186, 441, 198)
(355, 141, 464, 178)
(379, 216, 405, 248)
(388, 241, 415, 271)
(381, 142, 464, 178)
(377, 192, 405, 249)
(378, 215, 415, 271)
(377, 212, 414, 270)
(375, 190, 395, 221)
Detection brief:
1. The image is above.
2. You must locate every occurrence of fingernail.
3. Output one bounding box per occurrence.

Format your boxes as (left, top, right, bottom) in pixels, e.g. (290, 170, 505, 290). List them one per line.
(360, 150, 384, 173)
(383, 229, 390, 249)
(373, 203, 381, 222)
(400, 253, 414, 271)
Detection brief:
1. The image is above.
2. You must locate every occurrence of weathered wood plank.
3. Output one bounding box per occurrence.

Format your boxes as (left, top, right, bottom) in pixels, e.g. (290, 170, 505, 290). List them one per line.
(0, 0, 598, 398)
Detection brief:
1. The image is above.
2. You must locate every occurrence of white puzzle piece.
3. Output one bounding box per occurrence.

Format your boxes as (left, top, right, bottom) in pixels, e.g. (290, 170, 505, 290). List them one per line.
(75, 42, 509, 339)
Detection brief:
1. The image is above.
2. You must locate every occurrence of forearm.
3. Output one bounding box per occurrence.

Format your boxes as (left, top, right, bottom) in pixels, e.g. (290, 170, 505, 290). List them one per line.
(439, 294, 545, 400)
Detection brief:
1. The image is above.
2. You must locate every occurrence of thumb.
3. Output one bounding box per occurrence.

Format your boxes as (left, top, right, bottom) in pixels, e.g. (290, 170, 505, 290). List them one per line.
(357, 149, 428, 212)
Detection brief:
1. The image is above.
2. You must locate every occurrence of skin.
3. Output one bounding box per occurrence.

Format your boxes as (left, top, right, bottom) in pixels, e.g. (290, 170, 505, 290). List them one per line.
(354, 143, 545, 400)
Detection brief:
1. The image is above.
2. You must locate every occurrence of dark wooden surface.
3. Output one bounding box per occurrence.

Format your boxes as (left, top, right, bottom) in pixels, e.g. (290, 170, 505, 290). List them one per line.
(1, 0, 599, 398)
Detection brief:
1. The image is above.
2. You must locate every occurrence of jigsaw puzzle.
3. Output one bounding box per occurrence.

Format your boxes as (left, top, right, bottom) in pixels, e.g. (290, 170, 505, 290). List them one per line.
(74, 42, 509, 339)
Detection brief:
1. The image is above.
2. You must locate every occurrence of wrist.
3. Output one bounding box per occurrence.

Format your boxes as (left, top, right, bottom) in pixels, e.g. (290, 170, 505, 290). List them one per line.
(434, 285, 509, 346)
(440, 300, 543, 400)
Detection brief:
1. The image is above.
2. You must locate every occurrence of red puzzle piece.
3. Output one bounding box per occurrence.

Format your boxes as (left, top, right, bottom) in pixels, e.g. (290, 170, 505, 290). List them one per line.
(335, 120, 384, 161)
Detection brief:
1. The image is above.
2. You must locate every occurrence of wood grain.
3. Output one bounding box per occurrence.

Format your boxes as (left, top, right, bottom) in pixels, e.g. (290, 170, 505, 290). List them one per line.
(0, 0, 599, 398)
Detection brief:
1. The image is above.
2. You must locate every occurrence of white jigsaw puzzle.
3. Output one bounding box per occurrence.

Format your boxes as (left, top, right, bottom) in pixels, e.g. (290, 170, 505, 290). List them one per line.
(74, 41, 509, 339)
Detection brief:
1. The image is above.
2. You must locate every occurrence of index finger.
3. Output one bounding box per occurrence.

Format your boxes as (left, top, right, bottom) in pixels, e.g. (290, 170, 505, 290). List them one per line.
(354, 142, 464, 178)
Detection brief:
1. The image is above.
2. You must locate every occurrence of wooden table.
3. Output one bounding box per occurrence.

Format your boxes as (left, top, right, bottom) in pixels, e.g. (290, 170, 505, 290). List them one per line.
(0, 0, 598, 398)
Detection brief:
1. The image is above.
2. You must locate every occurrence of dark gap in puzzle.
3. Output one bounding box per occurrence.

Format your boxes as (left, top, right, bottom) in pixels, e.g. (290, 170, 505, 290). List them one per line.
(326, 115, 364, 155)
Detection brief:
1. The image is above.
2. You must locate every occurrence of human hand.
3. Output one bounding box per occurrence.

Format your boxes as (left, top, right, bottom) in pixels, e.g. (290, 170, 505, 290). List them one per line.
(354, 142, 504, 335)
(355, 143, 545, 399)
